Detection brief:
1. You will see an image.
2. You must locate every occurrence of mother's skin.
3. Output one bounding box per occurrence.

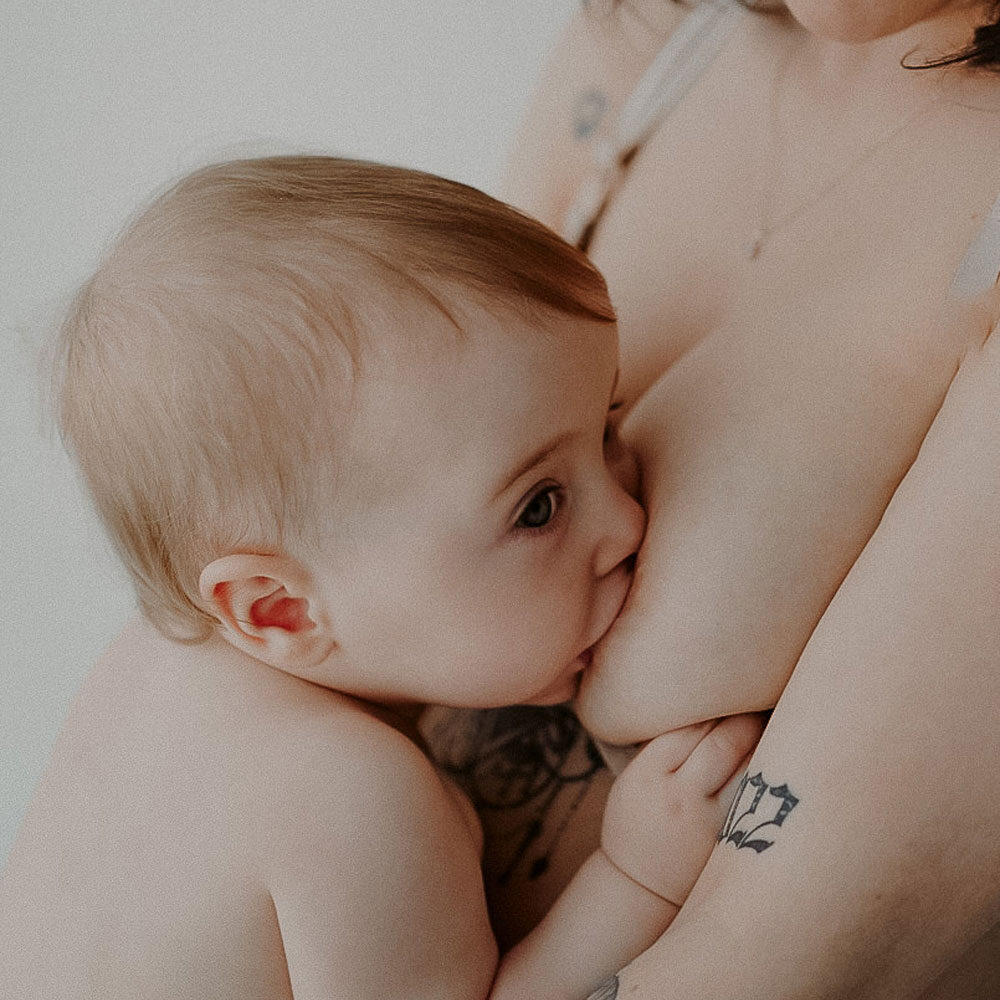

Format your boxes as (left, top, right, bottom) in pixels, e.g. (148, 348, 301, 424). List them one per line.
(427, 1, 1000, 996)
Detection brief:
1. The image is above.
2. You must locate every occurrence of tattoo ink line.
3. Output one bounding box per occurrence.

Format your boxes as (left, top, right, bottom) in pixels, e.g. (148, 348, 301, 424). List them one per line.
(573, 88, 608, 140)
(428, 705, 604, 882)
(718, 771, 799, 853)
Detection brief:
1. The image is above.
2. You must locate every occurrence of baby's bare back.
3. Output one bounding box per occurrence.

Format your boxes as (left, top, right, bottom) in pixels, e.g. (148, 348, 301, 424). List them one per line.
(0, 621, 310, 997)
(0, 618, 491, 1000)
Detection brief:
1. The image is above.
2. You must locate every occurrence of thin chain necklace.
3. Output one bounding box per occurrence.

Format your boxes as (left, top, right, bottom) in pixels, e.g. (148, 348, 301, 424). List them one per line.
(747, 44, 942, 260)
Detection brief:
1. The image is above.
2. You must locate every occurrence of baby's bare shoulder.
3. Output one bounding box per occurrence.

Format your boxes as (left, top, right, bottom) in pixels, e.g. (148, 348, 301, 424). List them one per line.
(44, 618, 469, 857)
(258, 701, 478, 870)
(4, 620, 489, 998)
(251, 685, 496, 1000)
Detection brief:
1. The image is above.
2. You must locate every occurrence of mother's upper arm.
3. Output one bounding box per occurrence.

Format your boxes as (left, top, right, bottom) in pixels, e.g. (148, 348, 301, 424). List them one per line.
(501, 2, 688, 229)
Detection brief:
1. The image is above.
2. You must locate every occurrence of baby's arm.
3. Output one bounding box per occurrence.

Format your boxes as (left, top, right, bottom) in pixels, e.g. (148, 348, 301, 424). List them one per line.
(260, 706, 497, 1000)
(489, 714, 762, 1000)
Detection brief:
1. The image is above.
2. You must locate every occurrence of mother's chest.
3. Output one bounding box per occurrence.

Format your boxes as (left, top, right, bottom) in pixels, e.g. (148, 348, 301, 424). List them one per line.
(596, 188, 980, 463)
(587, 91, 998, 417)
(589, 224, 987, 729)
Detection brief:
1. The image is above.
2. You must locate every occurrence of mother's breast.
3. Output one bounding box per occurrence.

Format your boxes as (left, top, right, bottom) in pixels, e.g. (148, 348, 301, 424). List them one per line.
(576, 278, 974, 745)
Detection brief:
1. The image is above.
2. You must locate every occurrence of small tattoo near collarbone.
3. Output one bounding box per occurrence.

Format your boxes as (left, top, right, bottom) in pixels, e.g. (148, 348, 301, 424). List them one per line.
(573, 88, 608, 140)
(585, 974, 620, 1000)
(718, 771, 799, 853)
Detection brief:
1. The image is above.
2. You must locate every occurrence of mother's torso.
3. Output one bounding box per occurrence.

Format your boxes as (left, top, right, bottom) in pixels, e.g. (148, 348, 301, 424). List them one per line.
(506, 1, 1000, 745)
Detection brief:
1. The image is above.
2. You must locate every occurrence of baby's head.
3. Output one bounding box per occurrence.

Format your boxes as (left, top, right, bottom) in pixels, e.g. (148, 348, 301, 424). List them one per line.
(56, 156, 643, 707)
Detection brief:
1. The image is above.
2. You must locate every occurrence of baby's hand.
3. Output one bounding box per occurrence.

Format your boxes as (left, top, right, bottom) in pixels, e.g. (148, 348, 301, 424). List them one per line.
(601, 713, 764, 906)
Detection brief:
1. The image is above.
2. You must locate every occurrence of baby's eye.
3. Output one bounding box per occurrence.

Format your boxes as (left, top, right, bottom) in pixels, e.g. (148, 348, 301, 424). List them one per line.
(515, 485, 563, 531)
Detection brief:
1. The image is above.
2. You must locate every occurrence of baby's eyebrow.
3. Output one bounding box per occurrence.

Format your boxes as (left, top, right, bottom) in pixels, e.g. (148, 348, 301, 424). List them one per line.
(490, 431, 575, 502)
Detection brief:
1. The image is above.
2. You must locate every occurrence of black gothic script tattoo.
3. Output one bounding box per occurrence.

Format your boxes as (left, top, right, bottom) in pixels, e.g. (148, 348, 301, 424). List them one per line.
(584, 974, 620, 1000)
(426, 705, 604, 882)
(573, 88, 608, 140)
(718, 771, 799, 853)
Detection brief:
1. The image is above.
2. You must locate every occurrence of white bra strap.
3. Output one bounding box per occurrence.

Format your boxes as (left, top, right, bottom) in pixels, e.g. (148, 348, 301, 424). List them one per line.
(565, 0, 746, 247)
(951, 192, 1000, 298)
(616, 0, 748, 153)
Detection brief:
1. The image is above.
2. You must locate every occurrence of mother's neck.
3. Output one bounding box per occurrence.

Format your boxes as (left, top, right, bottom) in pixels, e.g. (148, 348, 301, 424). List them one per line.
(787, 4, 995, 104)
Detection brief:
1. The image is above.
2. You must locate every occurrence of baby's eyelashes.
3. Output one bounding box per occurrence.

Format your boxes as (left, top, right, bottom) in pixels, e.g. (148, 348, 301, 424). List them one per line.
(513, 483, 566, 535)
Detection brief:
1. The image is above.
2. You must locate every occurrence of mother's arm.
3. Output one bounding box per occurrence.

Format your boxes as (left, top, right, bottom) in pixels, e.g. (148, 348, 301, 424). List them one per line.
(610, 298, 1000, 999)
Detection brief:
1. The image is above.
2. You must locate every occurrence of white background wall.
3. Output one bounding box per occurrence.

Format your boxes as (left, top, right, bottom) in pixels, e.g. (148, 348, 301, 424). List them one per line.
(1, 0, 576, 865)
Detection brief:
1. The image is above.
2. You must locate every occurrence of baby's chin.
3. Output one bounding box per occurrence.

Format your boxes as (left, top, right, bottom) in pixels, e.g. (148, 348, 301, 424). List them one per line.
(525, 683, 578, 707)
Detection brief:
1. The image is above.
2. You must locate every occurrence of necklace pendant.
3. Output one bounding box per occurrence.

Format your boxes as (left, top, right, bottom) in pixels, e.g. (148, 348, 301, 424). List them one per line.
(747, 227, 765, 260)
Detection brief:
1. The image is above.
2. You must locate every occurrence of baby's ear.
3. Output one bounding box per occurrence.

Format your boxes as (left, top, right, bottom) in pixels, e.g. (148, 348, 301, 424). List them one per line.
(198, 553, 336, 676)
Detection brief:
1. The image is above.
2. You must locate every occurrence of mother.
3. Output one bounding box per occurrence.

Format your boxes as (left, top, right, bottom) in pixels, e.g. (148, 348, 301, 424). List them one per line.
(428, 1, 1000, 996)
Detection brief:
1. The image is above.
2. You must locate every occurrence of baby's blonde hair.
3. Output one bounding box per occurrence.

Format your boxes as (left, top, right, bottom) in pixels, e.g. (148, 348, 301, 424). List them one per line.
(54, 156, 616, 641)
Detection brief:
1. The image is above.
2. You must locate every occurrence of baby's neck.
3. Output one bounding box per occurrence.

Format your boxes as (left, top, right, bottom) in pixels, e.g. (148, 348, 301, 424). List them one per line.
(359, 696, 428, 745)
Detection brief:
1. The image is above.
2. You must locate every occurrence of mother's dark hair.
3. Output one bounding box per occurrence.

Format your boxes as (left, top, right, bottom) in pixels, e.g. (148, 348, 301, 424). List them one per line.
(909, 0, 1000, 69)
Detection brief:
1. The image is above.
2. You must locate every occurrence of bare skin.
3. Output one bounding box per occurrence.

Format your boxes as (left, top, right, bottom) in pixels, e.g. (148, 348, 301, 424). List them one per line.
(427, 2, 1000, 995)
(0, 620, 496, 1000)
(0, 619, 761, 1000)
(1, 290, 764, 999)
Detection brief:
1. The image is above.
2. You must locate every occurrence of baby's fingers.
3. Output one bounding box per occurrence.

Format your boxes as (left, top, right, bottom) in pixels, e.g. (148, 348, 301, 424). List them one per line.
(627, 719, 716, 774)
(674, 713, 765, 797)
(631, 714, 764, 797)
(602, 714, 766, 905)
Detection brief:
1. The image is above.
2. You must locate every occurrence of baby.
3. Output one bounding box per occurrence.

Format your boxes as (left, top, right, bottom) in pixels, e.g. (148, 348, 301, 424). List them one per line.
(0, 156, 760, 1000)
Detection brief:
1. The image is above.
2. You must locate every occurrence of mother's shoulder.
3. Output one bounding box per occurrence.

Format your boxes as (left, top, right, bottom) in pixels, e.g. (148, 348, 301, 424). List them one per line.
(502, 0, 691, 227)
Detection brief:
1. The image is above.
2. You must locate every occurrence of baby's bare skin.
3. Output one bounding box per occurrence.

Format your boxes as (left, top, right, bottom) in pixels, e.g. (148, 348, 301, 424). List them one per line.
(1, 613, 761, 1000)
(0, 621, 761, 1000)
(0, 618, 495, 1000)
